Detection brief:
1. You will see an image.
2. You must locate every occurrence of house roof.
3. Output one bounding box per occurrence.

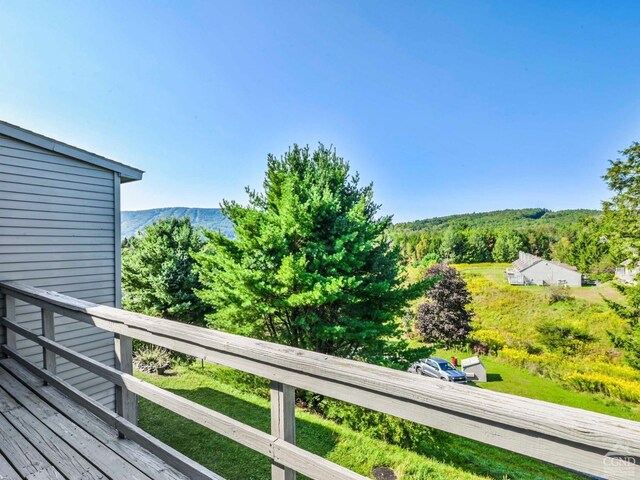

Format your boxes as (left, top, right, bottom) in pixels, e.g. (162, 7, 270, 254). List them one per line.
(512, 251, 579, 273)
(512, 252, 542, 271)
(0, 120, 144, 183)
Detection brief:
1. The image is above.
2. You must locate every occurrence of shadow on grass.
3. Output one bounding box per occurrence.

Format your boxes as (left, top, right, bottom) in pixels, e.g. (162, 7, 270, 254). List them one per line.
(487, 373, 503, 382)
(138, 386, 338, 480)
(138, 381, 582, 480)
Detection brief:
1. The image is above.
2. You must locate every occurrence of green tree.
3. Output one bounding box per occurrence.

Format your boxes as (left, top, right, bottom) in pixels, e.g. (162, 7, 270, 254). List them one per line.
(492, 230, 524, 262)
(438, 227, 466, 263)
(551, 236, 573, 264)
(122, 217, 207, 325)
(568, 217, 609, 273)
(602, 142, 640, 260)
(606, 284, 640, 369)
(464, 230, 491, 263)
(196, 144, 430, 365)
(526, 229, 552, 258)
(602, 143, 640, 368)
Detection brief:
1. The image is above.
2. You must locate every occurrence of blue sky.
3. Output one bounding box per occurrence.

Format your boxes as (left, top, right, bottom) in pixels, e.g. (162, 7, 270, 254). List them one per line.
(1, 1, 639, 221)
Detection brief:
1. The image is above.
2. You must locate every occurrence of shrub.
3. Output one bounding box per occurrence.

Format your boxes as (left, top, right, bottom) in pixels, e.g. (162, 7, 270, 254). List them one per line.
(469, 329, 505, 355)
(564, 372, 640, 403)
(547, 286, 574, 305)
(536, 321, 594, 355)
(498, 347, 562, 380)
(316, 398, 443, 454)
(133, 346, 172, 374)
(416, 264, 473, 347)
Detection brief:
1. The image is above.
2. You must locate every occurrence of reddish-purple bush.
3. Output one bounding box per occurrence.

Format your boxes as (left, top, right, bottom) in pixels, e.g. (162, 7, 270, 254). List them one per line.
(416, 264, 473, 347)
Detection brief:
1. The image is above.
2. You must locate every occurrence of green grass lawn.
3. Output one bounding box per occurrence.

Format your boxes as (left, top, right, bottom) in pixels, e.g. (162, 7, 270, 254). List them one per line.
(137, 364, 584, 480)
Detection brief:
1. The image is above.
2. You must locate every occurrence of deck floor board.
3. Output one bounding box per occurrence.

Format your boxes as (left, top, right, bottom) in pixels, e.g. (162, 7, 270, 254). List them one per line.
(0, 359, 205, 480)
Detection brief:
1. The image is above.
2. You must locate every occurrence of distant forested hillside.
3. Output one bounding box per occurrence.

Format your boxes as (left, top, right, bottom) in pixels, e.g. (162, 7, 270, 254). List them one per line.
(121, 207, 601, 269)
(394, 208, 599, 233)
(392, 208, 603, 267)
(121, 208, 233, 239)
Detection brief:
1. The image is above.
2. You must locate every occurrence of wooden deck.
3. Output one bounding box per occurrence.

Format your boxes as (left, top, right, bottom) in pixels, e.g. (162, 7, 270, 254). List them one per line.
(0, 358, 216, 480)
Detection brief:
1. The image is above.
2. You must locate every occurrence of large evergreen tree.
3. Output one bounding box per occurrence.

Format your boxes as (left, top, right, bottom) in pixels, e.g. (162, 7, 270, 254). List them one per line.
(602, 142, 640, 260)
(195, 144, 428, 364)
(605, 284, 640, 369)
(602, 142, 640, 369)
(122, 217, 207, 325)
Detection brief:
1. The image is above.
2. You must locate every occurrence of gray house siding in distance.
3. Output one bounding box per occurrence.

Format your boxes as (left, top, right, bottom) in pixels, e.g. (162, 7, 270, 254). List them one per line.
(0, 121, 142, 410)
(506, 251, 582, 287)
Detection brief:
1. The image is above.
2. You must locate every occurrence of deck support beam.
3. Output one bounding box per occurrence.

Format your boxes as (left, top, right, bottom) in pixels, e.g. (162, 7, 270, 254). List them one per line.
(271, 381, 296, 480)
(114, 333, 137, 435)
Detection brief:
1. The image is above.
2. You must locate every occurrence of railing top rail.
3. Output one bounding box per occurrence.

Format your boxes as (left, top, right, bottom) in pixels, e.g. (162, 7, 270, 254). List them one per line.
(2, 280, 640, 478)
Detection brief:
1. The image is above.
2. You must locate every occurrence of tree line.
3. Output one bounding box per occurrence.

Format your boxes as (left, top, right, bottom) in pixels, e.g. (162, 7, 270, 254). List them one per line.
(393, 209, 625, 278)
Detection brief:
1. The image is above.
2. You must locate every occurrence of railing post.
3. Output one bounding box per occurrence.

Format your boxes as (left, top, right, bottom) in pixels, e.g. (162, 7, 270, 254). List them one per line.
(4, 294, 16, 355)
(41, 308, 56, 383)
(114, 333, 137, 435)
(271, 381, 296, 480)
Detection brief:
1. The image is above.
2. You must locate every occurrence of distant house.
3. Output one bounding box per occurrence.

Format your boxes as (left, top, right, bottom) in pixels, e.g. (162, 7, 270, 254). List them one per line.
(506, 252, 582, 287)
(615, 259, 639, 284)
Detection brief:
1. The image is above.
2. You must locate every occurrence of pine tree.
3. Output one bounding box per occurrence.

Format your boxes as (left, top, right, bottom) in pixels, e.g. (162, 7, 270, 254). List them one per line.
(122, 217, 207, 325)
(195, 144, 430, 364)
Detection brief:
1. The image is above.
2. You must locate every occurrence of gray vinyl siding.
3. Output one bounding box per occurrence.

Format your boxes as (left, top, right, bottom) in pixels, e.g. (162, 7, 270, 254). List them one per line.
(0, 133, 117, 410)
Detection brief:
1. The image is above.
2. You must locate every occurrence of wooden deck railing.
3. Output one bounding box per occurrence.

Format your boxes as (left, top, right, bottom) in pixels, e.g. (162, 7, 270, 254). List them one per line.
(1, 281, 639, 480)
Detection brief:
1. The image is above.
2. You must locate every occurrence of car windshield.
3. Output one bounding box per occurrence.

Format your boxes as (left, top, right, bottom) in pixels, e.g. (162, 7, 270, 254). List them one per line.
(437, 361, 455, 371)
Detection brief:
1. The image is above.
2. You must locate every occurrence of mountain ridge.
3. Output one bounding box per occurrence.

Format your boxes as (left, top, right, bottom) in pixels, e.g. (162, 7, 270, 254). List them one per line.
(121, 207, 600, 239)
(121, 207, 233, 239)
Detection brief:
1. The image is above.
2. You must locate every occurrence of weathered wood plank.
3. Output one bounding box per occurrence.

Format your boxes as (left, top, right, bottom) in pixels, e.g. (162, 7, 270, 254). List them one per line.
(271, 381, 296, 480)
(1, 374, 187, 480)
(0, 412, 64, 479)
(0, 452, 21, 480)
(0, 358, 223, 480)
(0, 386, 106, 479)
(2, 342, 366, 480)
(0, 366, 154, 480)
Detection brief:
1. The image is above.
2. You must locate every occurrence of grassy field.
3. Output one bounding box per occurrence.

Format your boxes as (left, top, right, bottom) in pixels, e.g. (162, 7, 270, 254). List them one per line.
(448, 263, 640, 406)
(137, 364, 583, 480)
(455, 263, 624, 303)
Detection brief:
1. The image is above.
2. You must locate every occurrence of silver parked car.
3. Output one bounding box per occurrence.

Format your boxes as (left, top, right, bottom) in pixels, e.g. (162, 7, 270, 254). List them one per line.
(412, 357, 467, 383)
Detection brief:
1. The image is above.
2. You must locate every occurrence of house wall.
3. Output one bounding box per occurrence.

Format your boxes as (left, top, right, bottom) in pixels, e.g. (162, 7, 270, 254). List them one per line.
(521, 261, 582, 287)
(0, 133, 117, 409)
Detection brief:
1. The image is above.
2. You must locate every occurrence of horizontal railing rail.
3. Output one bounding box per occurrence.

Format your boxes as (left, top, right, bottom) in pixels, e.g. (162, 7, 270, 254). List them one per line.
(1, 280, 639, 480)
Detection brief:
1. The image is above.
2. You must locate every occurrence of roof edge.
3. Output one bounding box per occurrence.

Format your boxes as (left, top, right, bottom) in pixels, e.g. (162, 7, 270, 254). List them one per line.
(0, 120, 144, 182)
